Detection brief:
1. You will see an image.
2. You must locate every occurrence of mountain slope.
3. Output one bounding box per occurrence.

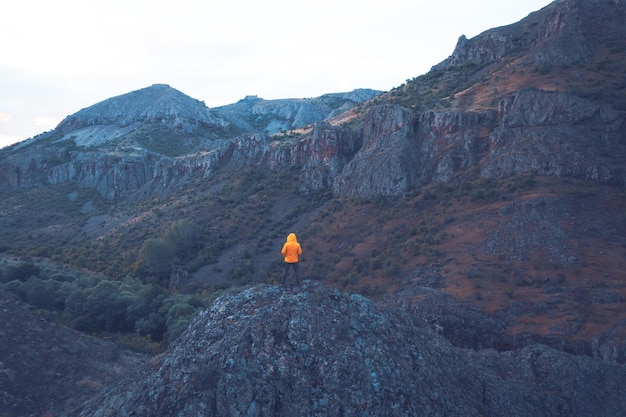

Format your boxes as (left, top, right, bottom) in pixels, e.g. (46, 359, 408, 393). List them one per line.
(0, 291, 146, 417)
(1, 1, 626, 414)
(0, 0, 623, 346)
(381, 0, 626, 114)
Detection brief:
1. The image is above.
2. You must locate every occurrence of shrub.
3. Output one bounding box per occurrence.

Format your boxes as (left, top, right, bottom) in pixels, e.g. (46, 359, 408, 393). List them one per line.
(25, 278, 62, 310)
(141, 238, 175, 285)
(2, 262, 41, 283)
(165, 219, 200, 261)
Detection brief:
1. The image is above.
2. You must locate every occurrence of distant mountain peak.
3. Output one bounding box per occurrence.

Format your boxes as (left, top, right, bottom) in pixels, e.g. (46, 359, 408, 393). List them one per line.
(214, 88, 381, 134)
(56, 84, 223, 132)
(52, 85, 381, 145)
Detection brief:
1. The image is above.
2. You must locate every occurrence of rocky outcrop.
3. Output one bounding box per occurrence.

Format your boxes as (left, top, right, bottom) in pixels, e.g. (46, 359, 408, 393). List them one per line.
(298, 123, 362, 192)
(214, 89, 381, 134)
(75, 282, 626, 417)
(434, 32, 514, 70)
(434, 0, 626, 72)
(483, 89, 626, 181)
(333, 106, 420, 197)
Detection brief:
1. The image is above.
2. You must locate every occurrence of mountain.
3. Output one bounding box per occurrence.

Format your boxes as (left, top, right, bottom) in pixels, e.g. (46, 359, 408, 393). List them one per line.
(34, 84, 380, 151)
(1, 0, 626, 415)
(213, 89, 381, 134)
(0, 84, 379, 198)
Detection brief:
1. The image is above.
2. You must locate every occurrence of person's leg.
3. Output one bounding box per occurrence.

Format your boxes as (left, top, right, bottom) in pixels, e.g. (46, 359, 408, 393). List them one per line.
(282, 262, 289, 284)
(293, 262, 300, 284)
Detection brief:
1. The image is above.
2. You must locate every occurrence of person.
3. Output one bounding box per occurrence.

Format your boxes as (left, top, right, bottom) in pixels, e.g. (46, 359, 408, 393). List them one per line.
(281, 232, 302, 285)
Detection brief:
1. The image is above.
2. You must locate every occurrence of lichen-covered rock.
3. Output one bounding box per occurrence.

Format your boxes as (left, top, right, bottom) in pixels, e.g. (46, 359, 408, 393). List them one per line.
(76, 282, 626, 417)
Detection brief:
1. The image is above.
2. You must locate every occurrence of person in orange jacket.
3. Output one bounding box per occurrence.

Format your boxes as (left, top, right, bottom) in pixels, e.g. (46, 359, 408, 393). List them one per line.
(281, 232, 302, 285)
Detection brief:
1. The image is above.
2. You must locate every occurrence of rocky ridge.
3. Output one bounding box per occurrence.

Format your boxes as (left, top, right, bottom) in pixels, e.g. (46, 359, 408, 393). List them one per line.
(214, 89, 380, 134)
(75, 282, 626, 417)
(434, 0, 626, 72)
(1, 87, 622, 200)
(49, 85, 380, 149)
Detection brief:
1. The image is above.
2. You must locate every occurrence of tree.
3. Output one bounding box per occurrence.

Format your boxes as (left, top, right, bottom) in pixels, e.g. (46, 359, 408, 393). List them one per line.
(165, 219, 199, 262)
(141, 238, 175, 285)
(82, 280, 135, 332)
(2, 262, 41, 283)
(25, 278, 62, 310)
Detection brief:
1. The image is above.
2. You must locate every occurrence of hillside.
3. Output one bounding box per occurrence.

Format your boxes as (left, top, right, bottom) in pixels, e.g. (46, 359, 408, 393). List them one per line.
(0, 291, 146, 417)
(0, 0, 626, 415)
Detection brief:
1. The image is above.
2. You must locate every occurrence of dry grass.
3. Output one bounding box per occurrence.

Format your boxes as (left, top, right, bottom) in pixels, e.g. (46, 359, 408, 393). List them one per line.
(296, 177, 626, 346)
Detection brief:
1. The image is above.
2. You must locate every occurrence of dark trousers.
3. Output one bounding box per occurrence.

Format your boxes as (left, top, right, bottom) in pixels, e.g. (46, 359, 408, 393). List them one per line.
(282, 262, 300, 284)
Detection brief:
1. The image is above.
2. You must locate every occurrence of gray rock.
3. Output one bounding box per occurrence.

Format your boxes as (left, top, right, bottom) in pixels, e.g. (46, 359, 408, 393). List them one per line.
(76, 282, 626, 417)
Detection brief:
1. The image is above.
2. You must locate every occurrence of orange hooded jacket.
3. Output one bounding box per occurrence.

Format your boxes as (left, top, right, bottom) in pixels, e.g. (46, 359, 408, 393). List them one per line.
(281, 233, 302, 263)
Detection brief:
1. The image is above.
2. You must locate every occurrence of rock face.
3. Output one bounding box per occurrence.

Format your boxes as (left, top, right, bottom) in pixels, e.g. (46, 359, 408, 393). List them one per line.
(334, 106, 497, 196)
(434, 0, 626, 71)
(483, 88, 626, 181)
(330, 88, 625, 198)
(75, 282, 626, 417)
(298, 123, 362, 193)
(214, 89, 381, 134)
(2, 85, 623, 201)
(333, 106, 420, 197)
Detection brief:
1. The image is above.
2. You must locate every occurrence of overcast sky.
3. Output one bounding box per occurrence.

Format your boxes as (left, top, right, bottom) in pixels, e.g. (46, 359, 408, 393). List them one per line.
(0, 0, 553, 148)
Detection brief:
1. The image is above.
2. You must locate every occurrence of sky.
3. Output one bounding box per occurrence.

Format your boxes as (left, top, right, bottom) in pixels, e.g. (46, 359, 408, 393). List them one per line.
(0, 0, 553, 148)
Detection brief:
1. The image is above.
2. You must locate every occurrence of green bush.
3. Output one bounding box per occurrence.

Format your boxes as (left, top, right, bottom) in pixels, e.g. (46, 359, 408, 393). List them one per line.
(165, 219, 200, 262)
(25, 278, 62, 310)
(140, 238, 175, 285)
(2, 262, 41, 283)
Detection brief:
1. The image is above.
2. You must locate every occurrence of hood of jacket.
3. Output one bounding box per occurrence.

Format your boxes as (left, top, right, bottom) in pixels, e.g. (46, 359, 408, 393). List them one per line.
(286, 233, 297, 242)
